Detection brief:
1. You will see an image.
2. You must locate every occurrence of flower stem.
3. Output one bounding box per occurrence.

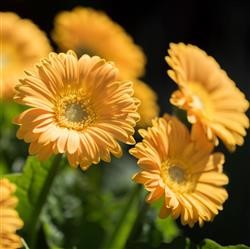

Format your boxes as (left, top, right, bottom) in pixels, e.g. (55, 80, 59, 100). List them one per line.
(127, 200, 150, 243)
(27, 154, 63, 249)
(21, 238, 30, 249)
(102, 184, 142, 249)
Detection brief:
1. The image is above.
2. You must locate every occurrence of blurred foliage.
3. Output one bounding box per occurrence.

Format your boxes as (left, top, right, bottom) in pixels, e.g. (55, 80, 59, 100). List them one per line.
(0, 101, 28, 172)
(128, 237, 250, 249)
(40, 152, 145, 249)
(5, 156, 63, 245)
(42, 166, 113, 249)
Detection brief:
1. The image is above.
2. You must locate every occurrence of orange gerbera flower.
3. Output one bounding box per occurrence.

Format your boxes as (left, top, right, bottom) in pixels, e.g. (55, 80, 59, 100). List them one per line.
(0, 178, 23, 249)
(14, 51, 140, 170)
(52, 7, 146, 79)
(0, 12, 51, 99)
(166, 43, 249, 151)
(130, 115, 228, 227)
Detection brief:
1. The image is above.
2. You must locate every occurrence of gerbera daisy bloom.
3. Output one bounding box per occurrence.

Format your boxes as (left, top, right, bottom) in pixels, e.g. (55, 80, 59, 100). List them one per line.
(14, 51, 140, 170)
(166, 43, 249, 151)
(0, 178, 23, 249)
(133, 79, 159, 128)
(52, 7, 146, 79)
(0, 12, 52, 99)
(130, 115, 228, 227)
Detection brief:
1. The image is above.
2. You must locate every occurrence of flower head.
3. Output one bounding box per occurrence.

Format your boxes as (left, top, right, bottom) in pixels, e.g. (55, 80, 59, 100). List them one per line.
(133, 80, 159, 128)
(166, 43, 249, 151)
(0, 178, 23, 249)
(0, 12, 51, 99)
(130, 115, 228, 227)
(14, 51, 140, 170)
(52, 7, 146, 79)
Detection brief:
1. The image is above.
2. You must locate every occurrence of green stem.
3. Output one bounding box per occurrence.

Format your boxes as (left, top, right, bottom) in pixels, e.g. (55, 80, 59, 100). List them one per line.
(21, 238, 30, 249)
(102, 184, 142, 249)
(27, 154, 63, 249)
(127, 200, 150, 243)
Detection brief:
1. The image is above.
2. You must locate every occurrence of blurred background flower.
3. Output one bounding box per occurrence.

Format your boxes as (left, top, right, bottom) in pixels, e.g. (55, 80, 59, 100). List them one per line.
(0, 12, 51, 100)
(133, 79, 159, 128)
(52, 7, 146, 79)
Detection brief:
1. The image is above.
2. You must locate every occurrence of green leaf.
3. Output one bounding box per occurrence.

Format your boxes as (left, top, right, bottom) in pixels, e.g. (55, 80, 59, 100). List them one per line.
(6, 156, 53, 229)
(6, 155, 63, 248)
(42, 166, 115, 249)
(0, 101, 23, 129)
(42, 214, 64, 249)
(0, 159, 9, 175)
(151, 198, 180, 243)
(126, 237, 194, 249)
(0, 101, 28, 169)
(126, 237, 250, 249)
(199, 239, 250, 249)
(155, 216, 180, 243)
(102, 185, 142, 249)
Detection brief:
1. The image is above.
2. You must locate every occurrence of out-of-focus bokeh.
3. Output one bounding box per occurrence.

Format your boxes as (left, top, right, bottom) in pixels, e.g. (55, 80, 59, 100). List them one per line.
(1, 0, 249, 246)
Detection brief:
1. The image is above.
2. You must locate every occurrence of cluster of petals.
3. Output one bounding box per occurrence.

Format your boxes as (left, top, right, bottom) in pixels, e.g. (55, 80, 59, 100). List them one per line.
(0, 12, 51, 99)
(166, 43, 249, 151)
(52, 7, 146, 79)
(14, 51, 140, 170)
(0, 178, 23, 249)
(52, 7, 159, 127)
(130, 115, 229, 226)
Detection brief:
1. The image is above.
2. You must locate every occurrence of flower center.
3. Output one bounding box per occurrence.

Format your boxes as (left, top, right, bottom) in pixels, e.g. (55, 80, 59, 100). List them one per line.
(192, 95, 204, 110)
(168, 166, 185, 184)
(161, 160, 197, 193)
(65, 103, 87, 122)
(55, 89, 96, 130)
(188, 81, 214, 119)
